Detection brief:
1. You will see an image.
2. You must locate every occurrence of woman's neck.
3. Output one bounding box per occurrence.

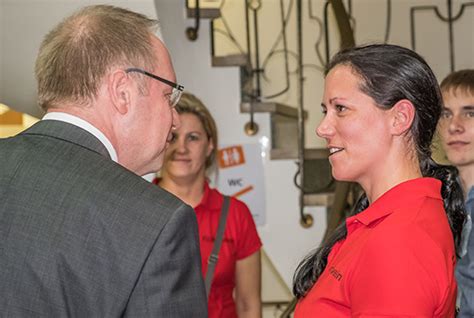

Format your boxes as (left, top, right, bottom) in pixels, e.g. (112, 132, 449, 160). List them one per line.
(159, 173, 207, 207)
(361, 149, 422, 204)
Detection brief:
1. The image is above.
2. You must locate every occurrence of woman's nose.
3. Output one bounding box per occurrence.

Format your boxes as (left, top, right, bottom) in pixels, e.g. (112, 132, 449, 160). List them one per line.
(316, 114, 334, 139)
(175, 137, 187, 153)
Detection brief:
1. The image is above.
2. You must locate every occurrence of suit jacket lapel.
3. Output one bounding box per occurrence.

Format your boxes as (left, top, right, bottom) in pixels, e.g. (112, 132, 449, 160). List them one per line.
(20, 120, 111, 159)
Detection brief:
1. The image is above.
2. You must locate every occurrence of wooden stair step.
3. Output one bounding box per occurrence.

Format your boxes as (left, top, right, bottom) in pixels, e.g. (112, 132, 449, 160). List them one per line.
(212, 54, 248, 67)
(303, 192, 335, 207)
(186, 8, 220, 19)
(240, 101, 307, 119)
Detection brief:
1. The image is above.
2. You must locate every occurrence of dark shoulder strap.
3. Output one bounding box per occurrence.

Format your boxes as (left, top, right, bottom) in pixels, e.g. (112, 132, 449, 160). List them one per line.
(205, 195, 231, 299)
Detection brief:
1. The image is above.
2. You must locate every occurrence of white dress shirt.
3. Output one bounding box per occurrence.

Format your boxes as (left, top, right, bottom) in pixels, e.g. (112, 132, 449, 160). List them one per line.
(42, 112, 118, 162)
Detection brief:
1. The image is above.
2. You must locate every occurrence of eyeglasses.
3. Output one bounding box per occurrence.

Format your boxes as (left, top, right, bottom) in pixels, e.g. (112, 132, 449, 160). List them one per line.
(125, 68, 184, 107)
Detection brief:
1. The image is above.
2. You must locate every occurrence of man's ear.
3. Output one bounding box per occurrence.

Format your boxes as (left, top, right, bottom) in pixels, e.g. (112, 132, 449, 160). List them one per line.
(108, 69, 132, 115)
(390, 99, 415, 136)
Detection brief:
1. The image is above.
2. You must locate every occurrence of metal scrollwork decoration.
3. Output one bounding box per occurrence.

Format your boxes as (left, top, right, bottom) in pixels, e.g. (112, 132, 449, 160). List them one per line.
(410, 0, 474, 72)
(186, 0, 201, 41)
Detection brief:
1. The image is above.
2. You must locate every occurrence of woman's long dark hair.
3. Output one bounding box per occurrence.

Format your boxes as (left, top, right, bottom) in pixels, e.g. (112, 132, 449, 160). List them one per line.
(293, 44, 467, 299)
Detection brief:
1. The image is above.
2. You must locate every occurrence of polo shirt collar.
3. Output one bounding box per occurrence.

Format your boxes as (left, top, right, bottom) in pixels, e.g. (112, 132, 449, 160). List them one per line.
(195, 181, 223, 211)
(348, 177, 442, 227)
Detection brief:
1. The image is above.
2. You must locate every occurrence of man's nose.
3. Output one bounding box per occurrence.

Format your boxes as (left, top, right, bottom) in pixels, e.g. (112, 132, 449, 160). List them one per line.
(448, 115, 464, 134)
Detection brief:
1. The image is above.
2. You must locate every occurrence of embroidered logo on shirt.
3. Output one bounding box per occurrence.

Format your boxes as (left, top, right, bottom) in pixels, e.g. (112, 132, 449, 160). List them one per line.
(329, 266, 343, 281)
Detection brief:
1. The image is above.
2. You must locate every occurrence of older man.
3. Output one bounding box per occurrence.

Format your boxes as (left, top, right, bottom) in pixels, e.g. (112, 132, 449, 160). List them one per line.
(0, 5, 207, 317)
(438, 69, 474, 317)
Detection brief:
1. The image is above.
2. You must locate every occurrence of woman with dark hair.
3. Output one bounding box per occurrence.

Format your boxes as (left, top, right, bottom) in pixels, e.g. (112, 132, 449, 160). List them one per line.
(293, 44, 466, 317)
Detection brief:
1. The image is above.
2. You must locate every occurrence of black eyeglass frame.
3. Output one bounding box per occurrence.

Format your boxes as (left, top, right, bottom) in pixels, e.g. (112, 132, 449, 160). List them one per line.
(125, 67, 184, 107)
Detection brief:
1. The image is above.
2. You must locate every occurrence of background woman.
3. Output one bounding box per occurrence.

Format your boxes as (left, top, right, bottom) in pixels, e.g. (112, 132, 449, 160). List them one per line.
(293, 44, 466, 317)
(156, 93, 262, 318)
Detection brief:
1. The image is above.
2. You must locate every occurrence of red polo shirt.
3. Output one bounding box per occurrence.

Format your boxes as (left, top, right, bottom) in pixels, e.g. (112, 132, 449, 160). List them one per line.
(295, 178, 456, 317)
(196, 182, 261, 318)
(154, 179, 262, 318)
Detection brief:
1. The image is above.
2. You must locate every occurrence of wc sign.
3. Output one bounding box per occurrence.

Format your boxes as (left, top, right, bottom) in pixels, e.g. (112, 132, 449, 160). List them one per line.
(217, 144, 266, 226)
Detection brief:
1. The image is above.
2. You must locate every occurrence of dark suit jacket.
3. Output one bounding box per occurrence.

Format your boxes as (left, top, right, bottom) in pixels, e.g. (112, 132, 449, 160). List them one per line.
(0, 120, 207, 317)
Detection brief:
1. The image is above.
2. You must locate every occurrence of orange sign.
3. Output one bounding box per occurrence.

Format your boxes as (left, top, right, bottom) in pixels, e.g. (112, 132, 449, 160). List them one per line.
(218, 145, 245, 168)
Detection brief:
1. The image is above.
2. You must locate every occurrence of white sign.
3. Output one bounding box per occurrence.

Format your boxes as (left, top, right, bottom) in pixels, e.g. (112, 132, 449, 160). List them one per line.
(216, 144, 266, 226)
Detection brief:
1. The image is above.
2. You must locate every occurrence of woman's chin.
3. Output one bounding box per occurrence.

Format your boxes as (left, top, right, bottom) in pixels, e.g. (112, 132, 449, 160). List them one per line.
(331, 169, 354, 183)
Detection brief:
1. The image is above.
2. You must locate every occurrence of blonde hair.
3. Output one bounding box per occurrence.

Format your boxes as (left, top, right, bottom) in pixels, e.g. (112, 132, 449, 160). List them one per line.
(175, 93, 218, 170)
(35, 5, 159, 110)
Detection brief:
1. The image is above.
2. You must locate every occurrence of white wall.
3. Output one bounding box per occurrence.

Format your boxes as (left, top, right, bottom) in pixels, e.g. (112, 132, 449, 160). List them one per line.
(0, 0, 159, 117)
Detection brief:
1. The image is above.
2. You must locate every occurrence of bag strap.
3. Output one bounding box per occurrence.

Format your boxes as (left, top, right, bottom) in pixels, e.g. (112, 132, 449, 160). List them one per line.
(205, 195, 231, 299)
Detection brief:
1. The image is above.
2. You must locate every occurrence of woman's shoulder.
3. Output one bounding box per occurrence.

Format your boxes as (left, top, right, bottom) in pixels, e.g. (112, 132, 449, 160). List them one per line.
(363, 199, 455, 267)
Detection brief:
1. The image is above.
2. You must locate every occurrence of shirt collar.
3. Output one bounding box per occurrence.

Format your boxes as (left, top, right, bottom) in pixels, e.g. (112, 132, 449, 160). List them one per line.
(465, 187, 474, 215)
(467, 187, 474, 202)
(152, 178, 222, 210)
(195, 181, 222, 211)
(348, 177, 442, 227)
(42, 112, 118, 162)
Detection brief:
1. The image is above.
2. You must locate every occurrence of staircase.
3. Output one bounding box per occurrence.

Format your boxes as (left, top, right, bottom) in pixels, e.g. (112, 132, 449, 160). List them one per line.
(186, 0, 337, 213)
